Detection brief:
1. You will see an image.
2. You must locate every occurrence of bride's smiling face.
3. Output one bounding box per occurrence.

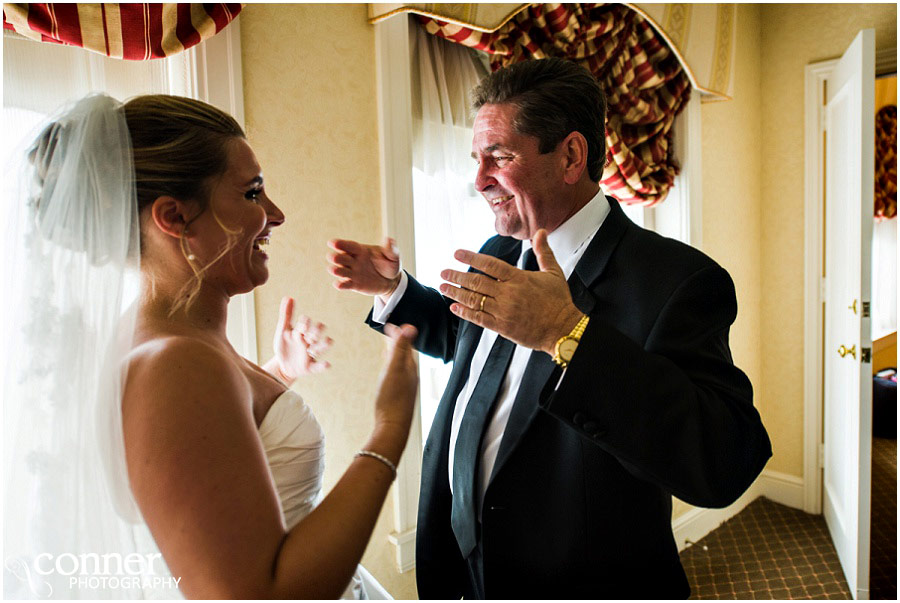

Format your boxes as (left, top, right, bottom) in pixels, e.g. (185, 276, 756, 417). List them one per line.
(188, 138, 285, 295)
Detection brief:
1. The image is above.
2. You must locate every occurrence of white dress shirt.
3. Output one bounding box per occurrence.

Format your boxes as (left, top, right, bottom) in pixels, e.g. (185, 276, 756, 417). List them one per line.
(373, 189, 610, 519)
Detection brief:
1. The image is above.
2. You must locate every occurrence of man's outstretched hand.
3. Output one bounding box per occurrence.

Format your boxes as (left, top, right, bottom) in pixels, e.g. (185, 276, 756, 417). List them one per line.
(439, 229, 583, 355)
(327, 237, 401, 298)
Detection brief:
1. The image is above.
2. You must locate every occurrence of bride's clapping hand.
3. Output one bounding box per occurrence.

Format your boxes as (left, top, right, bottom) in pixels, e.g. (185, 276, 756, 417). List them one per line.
(266, 296, 333, 385)
(374, 324, 419, 433)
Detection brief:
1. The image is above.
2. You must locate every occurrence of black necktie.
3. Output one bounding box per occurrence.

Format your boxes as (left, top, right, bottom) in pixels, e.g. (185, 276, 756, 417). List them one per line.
(451, 247, 537, 558)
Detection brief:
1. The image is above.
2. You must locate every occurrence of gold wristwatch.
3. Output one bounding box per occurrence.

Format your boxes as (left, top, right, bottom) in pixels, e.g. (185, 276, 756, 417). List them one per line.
(552, 314, 590, 368)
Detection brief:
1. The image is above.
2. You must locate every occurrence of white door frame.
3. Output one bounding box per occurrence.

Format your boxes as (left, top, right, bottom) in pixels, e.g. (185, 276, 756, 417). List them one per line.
(802, 46, 895, 515)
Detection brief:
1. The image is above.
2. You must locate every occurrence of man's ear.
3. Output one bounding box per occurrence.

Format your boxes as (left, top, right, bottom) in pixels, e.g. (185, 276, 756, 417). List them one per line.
(559, 131, 589, 185)
(149, 196, 193, 239)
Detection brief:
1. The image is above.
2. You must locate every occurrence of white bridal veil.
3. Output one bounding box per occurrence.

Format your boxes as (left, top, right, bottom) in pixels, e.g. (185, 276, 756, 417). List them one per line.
(2, 94, 155, 598)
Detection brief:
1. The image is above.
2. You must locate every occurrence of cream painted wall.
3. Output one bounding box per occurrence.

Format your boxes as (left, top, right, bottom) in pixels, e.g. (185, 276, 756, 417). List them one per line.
(700, 2, 764, 454)
(758, 3, 897, 476)
(239, 4, 417, 599)
(672, 3, 764, 521)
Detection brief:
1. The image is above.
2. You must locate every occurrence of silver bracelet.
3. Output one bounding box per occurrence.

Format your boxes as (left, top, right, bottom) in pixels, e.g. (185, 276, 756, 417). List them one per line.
(354, 450, 397, 479)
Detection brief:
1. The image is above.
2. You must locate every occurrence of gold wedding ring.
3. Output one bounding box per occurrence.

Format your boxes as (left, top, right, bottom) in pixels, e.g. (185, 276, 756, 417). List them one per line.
(479, 295, 486, 312)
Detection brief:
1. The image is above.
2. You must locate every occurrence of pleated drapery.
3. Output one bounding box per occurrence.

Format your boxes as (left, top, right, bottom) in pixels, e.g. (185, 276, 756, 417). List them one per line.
(2, 3, 242, 60)
(419, 3, 692, 206)
(875, 105, 897, 220)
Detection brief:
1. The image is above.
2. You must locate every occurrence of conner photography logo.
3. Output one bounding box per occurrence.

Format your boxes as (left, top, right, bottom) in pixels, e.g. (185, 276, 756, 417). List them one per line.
(5, 552, 181, 598)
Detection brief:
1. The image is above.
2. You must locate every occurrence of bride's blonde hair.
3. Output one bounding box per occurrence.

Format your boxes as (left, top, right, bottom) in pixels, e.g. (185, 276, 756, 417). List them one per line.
(123, 94, 246, 314)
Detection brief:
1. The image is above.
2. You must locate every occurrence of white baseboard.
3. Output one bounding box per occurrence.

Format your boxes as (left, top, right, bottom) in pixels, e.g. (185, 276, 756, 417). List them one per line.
(757, 469, 805, 509)
(672, 478, 763, 551)
(387, 528, 416, 573)
(672, 469, 804, 552)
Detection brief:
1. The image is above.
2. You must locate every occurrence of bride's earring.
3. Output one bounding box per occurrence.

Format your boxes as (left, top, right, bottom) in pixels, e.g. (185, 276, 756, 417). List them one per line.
(183, 226, 196, 262)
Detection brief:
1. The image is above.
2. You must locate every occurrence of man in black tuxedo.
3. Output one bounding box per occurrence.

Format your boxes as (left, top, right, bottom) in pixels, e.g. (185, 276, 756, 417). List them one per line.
(328, 58, 771, 599)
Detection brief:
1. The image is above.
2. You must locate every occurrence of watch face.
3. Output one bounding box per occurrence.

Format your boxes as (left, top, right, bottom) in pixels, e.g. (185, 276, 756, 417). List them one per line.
(559, 338, 579, 361)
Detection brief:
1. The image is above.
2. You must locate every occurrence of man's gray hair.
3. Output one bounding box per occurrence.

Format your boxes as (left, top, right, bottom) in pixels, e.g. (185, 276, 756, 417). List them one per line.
(471, 58, 607, 182)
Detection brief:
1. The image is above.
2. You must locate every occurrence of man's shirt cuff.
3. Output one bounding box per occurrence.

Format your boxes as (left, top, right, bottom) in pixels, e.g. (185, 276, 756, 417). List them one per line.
(371, 271, 409, 324)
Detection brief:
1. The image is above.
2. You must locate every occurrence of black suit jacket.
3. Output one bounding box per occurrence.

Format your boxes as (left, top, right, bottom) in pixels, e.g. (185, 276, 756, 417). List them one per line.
(367, 196, 772, 599)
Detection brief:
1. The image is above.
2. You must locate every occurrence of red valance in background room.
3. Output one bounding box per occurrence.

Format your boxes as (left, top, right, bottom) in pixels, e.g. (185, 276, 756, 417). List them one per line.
(875, 105, 897, 220)
(2, 3, 242, 60)
(419, 3, 692, 206)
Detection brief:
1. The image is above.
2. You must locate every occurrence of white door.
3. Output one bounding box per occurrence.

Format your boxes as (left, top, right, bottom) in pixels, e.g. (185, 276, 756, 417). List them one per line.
(822, 28, 875, 600)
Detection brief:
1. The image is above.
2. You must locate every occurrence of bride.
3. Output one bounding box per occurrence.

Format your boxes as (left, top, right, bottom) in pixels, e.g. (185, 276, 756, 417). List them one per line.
(3, 94, 418, 599)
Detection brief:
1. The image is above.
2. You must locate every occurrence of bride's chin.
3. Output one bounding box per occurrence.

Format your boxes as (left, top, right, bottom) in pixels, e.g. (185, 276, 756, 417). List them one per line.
(225, 271, 268, 297)
(248, 268, 270, 290)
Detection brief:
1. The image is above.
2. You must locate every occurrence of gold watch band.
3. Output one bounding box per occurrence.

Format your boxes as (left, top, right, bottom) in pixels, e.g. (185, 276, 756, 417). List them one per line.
(553, 314, 590, 367)
(570, 314, 589, 340)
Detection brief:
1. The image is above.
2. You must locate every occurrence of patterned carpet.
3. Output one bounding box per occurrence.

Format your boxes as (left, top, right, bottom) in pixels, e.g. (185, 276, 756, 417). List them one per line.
(870, 436, 897, 600)
(681, 437, 896, 600)
(681, 497, 850, 599)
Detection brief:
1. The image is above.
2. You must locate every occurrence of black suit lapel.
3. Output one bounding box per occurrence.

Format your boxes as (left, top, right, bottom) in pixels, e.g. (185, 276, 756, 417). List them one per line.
(572, 195, 630, 291)
(487, 196, 630, 485)
(432, 235, 522, 424)
(421, 237, 523, 499)
(440, 236, 521, 411)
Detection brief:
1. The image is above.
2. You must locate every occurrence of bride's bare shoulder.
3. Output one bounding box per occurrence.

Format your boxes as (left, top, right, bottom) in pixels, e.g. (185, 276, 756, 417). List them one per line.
(122, 335, 249, 417)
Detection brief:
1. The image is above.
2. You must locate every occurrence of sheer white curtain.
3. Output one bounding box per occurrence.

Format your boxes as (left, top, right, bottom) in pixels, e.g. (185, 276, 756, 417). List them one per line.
(871, 218, 897, 341)
(410, 26, 492, 438)
(2, 34, 202, 599)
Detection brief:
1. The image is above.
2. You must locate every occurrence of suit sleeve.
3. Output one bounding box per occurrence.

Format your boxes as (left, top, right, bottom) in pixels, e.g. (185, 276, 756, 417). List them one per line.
(365, 271, 460, 363)
(543, 264, 772, 508)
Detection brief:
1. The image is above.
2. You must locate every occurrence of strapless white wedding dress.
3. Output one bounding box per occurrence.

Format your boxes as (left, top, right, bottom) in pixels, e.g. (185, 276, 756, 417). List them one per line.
(258, 389, 390, 600)
(133, 389, 390, 599)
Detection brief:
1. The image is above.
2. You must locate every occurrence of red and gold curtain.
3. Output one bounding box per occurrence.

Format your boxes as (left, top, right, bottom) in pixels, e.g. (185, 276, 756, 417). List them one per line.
(2, 3, 242, 60)
(419, 3, 692, 206)
(875, 105, 897, 220)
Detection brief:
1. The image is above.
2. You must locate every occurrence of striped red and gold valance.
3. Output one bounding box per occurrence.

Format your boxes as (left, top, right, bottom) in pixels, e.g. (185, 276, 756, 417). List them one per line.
(2, 3, 242, 60)
(419, 3, 692, 206)
(875, 105, 897, 220)
(369, 3, 738, 101)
